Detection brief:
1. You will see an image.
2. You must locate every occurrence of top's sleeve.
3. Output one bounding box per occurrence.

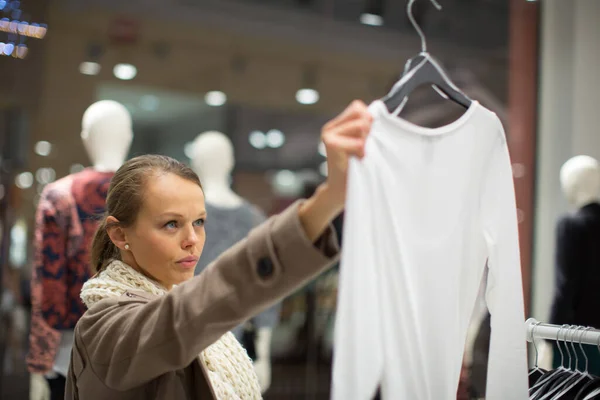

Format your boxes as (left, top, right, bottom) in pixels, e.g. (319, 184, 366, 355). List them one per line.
(549, 216, 581, 325)
(331, 155, 384, 400)
(480, 122, 529, 400)
(77, 201, 340, 391)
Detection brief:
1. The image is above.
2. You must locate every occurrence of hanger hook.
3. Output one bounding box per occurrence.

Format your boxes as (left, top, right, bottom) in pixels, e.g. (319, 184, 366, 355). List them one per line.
(532, 322, 541, 367)
(557, 325, 566, 367)
(564, 325, 574, 370)
(531, 321, 542, 368)
(570, 326, 581, 371)
(579, 327, 591, 373)
(406, 0, 442, 53)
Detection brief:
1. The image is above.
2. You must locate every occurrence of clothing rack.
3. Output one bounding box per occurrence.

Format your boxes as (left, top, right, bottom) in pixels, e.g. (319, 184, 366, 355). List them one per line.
(526, 318, 600, 346)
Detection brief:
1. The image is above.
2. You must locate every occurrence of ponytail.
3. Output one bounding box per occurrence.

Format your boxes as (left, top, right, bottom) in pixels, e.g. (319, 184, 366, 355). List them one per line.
(90, 219, 119, 273)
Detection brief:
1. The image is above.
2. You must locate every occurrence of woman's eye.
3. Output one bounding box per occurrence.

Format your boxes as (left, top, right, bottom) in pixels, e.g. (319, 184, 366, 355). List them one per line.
(194, 218, 205, 227)
(165, 221, 177, 229)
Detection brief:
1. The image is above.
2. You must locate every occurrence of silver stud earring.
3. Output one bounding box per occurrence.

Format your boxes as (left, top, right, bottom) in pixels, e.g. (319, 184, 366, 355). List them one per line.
(124, 244, 130, 250)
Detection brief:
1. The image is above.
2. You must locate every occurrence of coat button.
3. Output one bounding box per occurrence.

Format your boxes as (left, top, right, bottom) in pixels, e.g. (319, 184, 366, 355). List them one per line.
(257, 257, 274, 278)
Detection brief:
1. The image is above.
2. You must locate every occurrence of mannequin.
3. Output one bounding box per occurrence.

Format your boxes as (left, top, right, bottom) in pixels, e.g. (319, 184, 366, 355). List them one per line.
(543, 155, 600, 373)
(189, 131, 281, 394)
(28, 100, 133, 400)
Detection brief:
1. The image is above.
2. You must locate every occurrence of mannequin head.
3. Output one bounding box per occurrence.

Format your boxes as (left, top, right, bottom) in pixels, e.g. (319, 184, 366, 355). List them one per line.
(81, 100, 133, 172)
(189, 131, 234, 185)
(560, 155, 600, 209)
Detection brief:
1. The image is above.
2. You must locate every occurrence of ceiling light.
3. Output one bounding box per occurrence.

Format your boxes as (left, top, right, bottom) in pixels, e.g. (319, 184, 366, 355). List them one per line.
(205, 91, 227, 107)
(15, 172, 33, 189)
(79, 61, 101, 76)
(249, 130, 267, 149)
(296, 88, 319, 105)
(274, 170, 297, 188)
(319, 161, 328, 177)
(318, 142, 326, 157)
(2, 42, 14, 56)
(69, 164, 85, 174)
(34, 140, 52, 156)
(360, 13, 384, 26)
(139, 95, 160, 111)
(266, 129, 285, 148)
(113, 63, 137, 80)
(35, 168, 56, 184)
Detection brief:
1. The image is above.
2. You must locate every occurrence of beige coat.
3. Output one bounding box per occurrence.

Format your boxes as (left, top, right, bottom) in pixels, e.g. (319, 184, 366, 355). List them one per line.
(65, 202, 340, 399)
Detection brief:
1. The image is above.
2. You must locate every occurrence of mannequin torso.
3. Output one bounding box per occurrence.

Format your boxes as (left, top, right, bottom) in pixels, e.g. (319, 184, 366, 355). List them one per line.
(28, 101, 133, 400)
(189, 131, 279, 393)
(545, 156, 600, 374)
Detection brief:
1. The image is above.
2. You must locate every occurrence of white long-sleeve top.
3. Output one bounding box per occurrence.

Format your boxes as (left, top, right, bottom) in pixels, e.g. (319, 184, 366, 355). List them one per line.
(332, 100, 528, 400)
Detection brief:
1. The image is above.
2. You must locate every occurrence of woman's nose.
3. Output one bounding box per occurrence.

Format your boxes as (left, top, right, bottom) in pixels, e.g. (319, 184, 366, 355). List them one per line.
(182, 227, 199, 247)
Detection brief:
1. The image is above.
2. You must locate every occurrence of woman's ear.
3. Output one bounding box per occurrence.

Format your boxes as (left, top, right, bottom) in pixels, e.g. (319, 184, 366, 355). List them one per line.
(105, 216, 128, 251)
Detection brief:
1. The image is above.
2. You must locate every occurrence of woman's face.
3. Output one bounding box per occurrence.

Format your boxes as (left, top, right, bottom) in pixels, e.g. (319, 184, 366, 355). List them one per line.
(120, 172, 207, 289)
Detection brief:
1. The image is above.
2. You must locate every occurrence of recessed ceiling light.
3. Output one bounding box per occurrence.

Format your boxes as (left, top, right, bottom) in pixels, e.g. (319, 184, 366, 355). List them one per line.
(360, 13, 384, 26)
(79, 61, 101, 76)
(296, 88, 319, 105)
(15, 172, 33, 189)
(266, 129, 285, 148)
(35, 168, 56, 184)
(35, 141, 52, 156)
(205, 91, 227, 107)
(113, 63, 137, 80)
(69, 164, 85, 174)
(249, 130, 267, 149)
(274, 170, 297, 188)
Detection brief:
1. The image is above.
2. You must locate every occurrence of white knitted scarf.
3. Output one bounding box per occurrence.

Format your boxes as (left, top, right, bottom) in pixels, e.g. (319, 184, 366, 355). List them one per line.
(80, 260, 262, 399)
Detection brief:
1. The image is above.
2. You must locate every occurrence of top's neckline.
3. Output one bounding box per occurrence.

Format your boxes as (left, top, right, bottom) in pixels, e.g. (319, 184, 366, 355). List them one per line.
(370, 99, 480, 137)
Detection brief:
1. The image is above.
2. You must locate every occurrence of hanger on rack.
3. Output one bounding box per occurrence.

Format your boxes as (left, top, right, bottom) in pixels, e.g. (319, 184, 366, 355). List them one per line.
(382, 0, 472, 114)
(530, 325, 571, 397)
(574, 334, 600, 400)
(525, 319, 600, 399)
(530, 322, 549, 387)
(551, 327, 593, 400)
(532, 325, 578, 399)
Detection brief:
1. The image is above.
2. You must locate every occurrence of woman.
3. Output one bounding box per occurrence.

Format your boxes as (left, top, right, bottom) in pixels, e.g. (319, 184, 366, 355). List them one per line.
(64, 100, 373, 399)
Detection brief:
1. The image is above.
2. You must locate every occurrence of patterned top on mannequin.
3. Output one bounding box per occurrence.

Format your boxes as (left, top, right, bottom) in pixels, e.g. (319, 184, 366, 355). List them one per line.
(27, 168, 114, 373)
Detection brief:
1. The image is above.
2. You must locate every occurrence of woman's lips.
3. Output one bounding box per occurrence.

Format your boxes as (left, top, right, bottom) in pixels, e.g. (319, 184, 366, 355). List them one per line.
(177, 256, 198, 269)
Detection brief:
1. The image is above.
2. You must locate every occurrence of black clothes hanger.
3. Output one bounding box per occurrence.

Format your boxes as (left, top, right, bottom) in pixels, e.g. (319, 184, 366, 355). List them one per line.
(382, 0, 472, 113)
(574, 335, 600, 400)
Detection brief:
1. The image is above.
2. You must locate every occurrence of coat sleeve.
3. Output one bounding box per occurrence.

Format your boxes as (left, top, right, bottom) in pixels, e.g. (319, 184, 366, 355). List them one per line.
(77, 201, 340, 391)
(480, 123, 528, 400)
(549, 216, 580, 325)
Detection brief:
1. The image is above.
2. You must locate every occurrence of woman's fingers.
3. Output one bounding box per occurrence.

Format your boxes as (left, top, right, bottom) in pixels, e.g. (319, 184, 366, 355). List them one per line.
(323, 100, 371, 131)
(323, 135, 367, 159)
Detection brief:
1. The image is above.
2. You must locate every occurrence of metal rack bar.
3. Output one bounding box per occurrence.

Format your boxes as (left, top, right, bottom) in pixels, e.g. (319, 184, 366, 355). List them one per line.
(526, 318, 600, 346)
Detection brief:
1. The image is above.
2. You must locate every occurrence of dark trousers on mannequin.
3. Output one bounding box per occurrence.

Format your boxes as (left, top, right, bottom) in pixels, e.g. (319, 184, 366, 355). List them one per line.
(46, 375, 66, 400)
